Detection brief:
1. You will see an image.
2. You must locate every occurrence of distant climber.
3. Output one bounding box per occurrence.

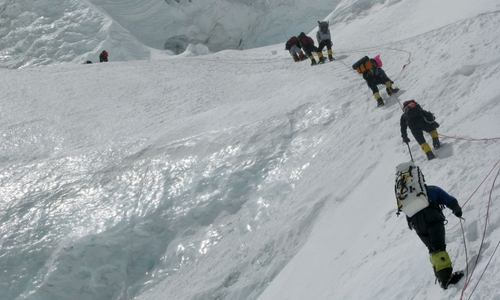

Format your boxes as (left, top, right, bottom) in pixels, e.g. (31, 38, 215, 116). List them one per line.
(285, 36, 306, 62)
(316, 21, 334, 61)
(400, 100, 441, 160)
(298, 32, 324, 66)
(99, 50, 109, 62)
(352, 55, 399, 107)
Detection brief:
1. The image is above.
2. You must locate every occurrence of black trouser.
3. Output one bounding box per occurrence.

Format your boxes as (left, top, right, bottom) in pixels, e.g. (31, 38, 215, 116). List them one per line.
(317, 40, 332, 52)
(301, 45, 318, 57)
(410, 206, 446, 252)
(409, 119, 437, 145)
(365, 69, 391, 94)
(411, 206, 453, 286)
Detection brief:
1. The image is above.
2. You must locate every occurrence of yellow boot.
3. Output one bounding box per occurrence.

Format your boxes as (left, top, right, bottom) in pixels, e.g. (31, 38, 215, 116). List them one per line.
(310, 56, 317, 66)
(385, 81, 399, 96)
(328, 49, 334, 61)
(430, 250, 453, 289)
(420, 142, 436, 160)
(373, 92, 384, 107)
(430, 130, 441, 149)
(318, 52, 326, 64)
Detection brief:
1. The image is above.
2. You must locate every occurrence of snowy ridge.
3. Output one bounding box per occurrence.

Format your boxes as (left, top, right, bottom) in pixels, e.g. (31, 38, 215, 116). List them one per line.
(1, 0, 500, 300)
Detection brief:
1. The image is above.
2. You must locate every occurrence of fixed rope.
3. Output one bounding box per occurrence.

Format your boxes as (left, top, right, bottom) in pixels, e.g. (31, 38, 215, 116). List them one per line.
(460, 166, 500, 299)
(439, 134, 500, 143)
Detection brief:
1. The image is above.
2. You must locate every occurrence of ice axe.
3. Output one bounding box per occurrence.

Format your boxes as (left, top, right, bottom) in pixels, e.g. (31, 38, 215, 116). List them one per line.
(406, 142, 414, 162)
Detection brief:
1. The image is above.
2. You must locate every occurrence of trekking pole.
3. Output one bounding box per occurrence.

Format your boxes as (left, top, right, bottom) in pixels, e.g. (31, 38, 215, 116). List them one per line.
(406, 142, 414, 162)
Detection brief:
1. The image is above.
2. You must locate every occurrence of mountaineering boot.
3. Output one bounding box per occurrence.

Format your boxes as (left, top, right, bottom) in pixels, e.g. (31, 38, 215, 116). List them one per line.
(386, 87, 400, 96)
(318, 52, 326, 64)
(420, 142, 435, 160)
(443, 270, 465, 289)
(432, 137, 441, 149)
(430, 130, 440, 149)
(328, 49, 334, 61)
(426, 151, 436, 160)
(437, 268, 453, 289)
(430, 250, 453, 289)
(376, 98, 384, 107)
(310, 58, 317, 66)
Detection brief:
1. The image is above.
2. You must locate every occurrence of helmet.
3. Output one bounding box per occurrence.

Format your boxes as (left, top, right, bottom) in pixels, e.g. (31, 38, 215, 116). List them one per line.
(102, 50, 108, 57)
(299, 32, 306, 38)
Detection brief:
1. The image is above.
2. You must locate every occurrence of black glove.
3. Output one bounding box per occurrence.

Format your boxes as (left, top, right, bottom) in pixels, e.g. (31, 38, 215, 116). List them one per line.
(403, 137, 410, 143)
(433, 122, 440, 128)
(454, 208, 463, 218)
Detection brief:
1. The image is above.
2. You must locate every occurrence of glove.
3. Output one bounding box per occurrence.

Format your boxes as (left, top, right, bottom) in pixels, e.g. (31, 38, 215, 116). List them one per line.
(433, 121, 440, 128)
(403, 137, 410, 143)
(454, 208, 463, 218)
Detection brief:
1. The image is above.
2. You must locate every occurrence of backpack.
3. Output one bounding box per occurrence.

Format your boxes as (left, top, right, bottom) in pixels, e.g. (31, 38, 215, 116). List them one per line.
(403, 100, 437, 124)
(298, 33, 314, 47)
(394, 162, 429, 217)
(285, 36, 298, 50)
(318, 21, 329, 34)
(352, 56, 374, 74)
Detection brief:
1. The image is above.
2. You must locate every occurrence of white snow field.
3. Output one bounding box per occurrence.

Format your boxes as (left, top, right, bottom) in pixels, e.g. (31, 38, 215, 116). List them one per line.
(1, 0, 500, 300)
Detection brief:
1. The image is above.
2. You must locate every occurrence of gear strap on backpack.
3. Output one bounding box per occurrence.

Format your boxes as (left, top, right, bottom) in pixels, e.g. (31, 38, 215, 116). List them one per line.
(352, 56, 374, 74)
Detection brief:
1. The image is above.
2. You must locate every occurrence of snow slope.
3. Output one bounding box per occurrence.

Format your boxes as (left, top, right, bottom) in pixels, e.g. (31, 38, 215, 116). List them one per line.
(1, 0, 500, 300)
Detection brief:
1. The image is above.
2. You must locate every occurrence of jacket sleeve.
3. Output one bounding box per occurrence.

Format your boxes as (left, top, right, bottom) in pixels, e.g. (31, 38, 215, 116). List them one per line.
(316, 31, 322, 44)
(400, 114, 408, 139)
(428, 185, 462, 215)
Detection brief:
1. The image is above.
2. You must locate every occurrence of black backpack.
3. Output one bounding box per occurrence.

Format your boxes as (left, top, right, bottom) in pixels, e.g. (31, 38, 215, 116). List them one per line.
(403, 100, 437, 125)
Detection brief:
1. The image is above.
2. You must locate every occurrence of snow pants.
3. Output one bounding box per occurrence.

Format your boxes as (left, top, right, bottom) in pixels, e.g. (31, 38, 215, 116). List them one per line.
(289, 44, 302, 57)
(410, 206, 446, 252)
(410, 206, 453, 286)
(317, 39, 332, 52)
(409, 119, 438, 145)
(363, 68, 394, 101)
(301, 45, 319, 57)
(364, 68, 392, 94)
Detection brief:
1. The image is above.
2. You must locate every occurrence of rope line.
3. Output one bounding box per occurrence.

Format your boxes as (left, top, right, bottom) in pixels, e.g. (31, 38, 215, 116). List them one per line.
(462, 158, 500, 208)
(460, 219, 470, 295)
(439, 134, 500, 143)
(460, 166, 500, 299)
(386, 47, 412, 81)
(467, 240, 500, 300)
